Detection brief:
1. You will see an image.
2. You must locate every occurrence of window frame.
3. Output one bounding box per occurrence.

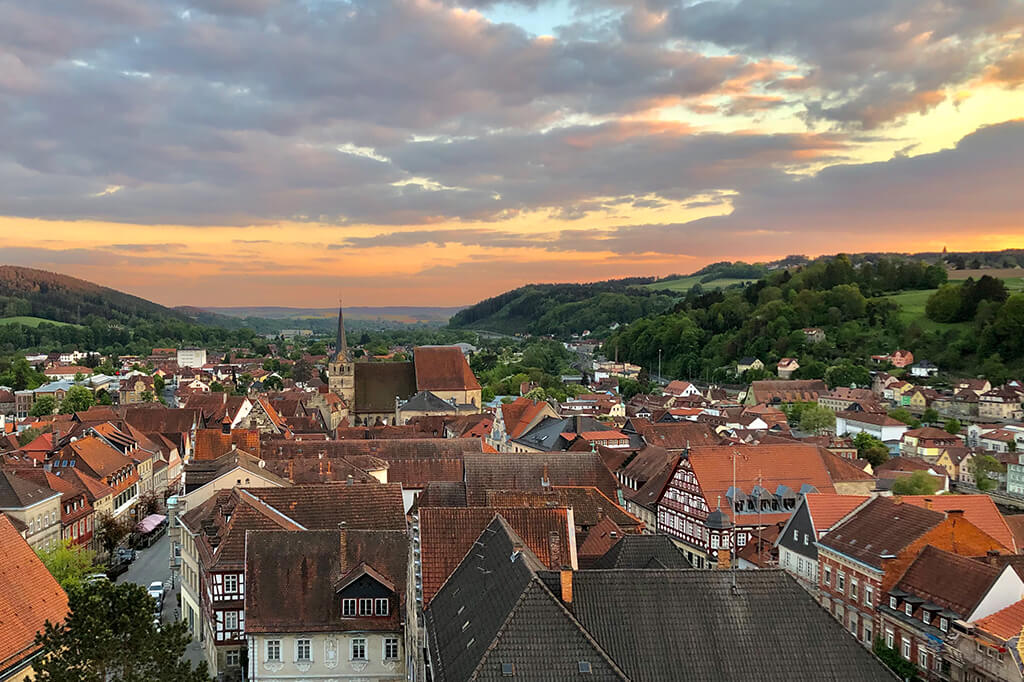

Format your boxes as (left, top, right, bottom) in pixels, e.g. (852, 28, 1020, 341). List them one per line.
(224, 610, 238, 631)
(342, 598, 357, 616)
(384, 637, 399, 660)
(351, 637, 367, 661)
(266, 639, 281, 662)
(358, 598, 373, 616)
(223, 574, 238, 593)
(375, 597, 390, 616)
(902, 639, 911, 661)
(296, 638, 312, 663)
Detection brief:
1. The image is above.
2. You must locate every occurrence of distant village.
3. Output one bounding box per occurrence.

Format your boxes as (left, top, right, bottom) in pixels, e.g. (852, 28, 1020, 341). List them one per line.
(4, 305, 1024, 681)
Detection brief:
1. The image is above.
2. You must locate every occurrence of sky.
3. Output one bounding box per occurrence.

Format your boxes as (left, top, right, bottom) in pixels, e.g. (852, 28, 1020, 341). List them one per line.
(0, 0, 1022, 307)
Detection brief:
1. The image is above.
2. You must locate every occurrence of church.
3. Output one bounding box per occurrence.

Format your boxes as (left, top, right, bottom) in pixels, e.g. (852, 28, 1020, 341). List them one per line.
(327, 303, 482, 426)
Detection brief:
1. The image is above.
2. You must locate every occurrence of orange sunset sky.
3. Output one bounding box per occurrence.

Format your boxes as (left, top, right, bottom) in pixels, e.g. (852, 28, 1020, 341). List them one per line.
(0, 0, 1022, 307)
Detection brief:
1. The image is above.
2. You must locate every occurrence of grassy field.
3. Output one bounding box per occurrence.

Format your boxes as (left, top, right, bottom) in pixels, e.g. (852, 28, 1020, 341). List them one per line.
(644, 276, 752, 293)
(0, 316, 77, 327)
(882, 276, 1024, 331)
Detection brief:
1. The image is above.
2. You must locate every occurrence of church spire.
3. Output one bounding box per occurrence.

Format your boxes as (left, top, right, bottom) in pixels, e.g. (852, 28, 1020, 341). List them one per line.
(335, 296, 349, 361)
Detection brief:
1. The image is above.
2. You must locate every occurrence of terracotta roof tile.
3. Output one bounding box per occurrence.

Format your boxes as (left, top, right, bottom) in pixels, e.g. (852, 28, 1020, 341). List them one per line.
(418, 507, 573, 605)
(819, 497, 944, 569)
(974, 599, 1024, 640)
(803, 493, 870, 532)
(463, 453, 619, 505)
(413, 347, 480, 391)
(816, 447, 876, 483)
(0, 514, 68, 671)
(899, 495, 1017, 553)
(628, 421, 719, 450)
(484, 486, 642, 531)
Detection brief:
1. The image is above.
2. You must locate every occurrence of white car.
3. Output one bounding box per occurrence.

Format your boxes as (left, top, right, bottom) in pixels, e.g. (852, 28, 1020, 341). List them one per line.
(147, 581, 165, 605)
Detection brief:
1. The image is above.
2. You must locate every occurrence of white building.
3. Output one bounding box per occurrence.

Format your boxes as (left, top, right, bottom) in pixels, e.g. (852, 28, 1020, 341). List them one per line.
(835, 411, 909, 450)
(177, 348, 208, 369)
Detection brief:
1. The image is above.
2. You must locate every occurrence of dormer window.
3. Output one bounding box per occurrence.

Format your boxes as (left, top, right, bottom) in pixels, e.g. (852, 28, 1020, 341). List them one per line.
(342, 599, 357, 616)
(375, 598, 389, 616)
(905, 603, 913, 617)
(890, 597, 898, 609)
(940, 618, 948, 632)
(359, 598, 373, 616)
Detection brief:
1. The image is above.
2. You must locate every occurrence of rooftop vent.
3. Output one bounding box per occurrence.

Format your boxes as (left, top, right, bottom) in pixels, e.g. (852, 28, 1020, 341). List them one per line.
(578, 661, 592, 673)
(502, 663, 515, 676)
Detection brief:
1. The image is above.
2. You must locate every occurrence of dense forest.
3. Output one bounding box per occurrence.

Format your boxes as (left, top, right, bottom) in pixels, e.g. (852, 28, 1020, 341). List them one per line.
(448, 279, 672, 335)
(605, 255, 1024, 383)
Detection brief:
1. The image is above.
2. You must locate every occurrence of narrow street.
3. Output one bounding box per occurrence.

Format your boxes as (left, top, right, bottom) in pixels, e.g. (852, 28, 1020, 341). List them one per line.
(117, 533, 206, 668)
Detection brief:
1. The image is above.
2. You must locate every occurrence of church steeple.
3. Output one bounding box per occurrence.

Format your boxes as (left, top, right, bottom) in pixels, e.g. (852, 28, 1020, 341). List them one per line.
(335, 297, 350, 361)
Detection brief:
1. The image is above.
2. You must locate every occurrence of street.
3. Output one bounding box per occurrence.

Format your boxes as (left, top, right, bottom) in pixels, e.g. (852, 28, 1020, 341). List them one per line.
(117, 533, 206, 668)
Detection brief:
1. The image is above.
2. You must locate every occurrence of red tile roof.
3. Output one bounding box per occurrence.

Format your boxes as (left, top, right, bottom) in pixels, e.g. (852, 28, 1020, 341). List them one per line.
(502, 398, 552, 439)
(899, 495, 1017, 553)
(59, 436, 131, 480)
(0, 514, 68, 672)
(413, 347, 480, 391)
(628, 420, 719, 449)
(418, 507, 573, 605)
(687, 444, 837, 524)
(897, 545, 1001, 617)
(803, 494, 870, 533)
(819, 497, 944, 569)
(463, 453, 619, 505)
(974, 598, 1024, 640)
(838, 411, 907, 427)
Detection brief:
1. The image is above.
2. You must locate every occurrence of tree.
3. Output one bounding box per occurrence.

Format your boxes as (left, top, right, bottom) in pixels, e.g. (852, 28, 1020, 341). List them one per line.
(853, 431, 889, 467)
(888, 408, 921, 429)
(153, 374, 165, 393)
(524, 387, 547, 401)
(926, 284, 964, 323)
(209, 381, 225, 393)
(36, 539, 98, 590)
(95, 513, 131, 558)
(30, 395, 57, 417)
(971, 454, 1003, 492)
(73, 372, 86, 383)
(137, 490, 161, 517)
(33, 580, 211, 682)
(140, 390, 156, 403)
(944, 418, 962, 435)
(824, 364, 871, 388)
(96, 389, 113, 405)
(798, 404, 836, 434)
(921, 407, 939, 425)
(18, 426, 43, 446)
(0, 357, 47, 390)
(891, 470, 940, 496)
(263, 375, 283, 391)
(59, 385, 95, 414)
(873, 637, 919, 681)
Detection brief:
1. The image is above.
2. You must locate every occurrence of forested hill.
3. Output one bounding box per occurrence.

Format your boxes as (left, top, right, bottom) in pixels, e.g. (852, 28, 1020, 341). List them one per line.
(606, 255, 1024, 382)
(0, 266, 188, 325)
(447, 279, 673, 336)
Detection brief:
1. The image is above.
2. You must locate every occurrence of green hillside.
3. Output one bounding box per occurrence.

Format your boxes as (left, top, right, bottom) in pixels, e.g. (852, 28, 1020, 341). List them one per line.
(0, 316, 78, 328)
(644, 275, 752, 293)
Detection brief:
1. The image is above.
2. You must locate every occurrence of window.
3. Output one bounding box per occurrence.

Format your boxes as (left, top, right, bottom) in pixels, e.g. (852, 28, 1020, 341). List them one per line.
(375, 598, 389, 616)
(224, 574, 238, 593)
(848, 612, 857, 633)
(864, 624, 873, 646)
(837, 571, 845, 592)
(793, 529, 799, 541)
(384, 637, 399, 660)
(886, 630, 894, 649)
(940, 618, 948, 633)
(225, 611, 238, 630)
(266, 640, 281, 662)
(297, 638, 311, 662)
(850, 579, 858, 602)
(902, 639, 911, 660)
(865, 585, 873, 607)
(359, 598, 373, 616)
(905, 603, 913, 617)
(890, 596, 898, 609)
(351, 637, 367, 661)
(919, 650, 928, 669)
(342, 598, 357, 616)
(824, 566, 832, 586)
(226, 650, 240, 667)
(803, 533, 809, 545)
(921, 611, 930, 626)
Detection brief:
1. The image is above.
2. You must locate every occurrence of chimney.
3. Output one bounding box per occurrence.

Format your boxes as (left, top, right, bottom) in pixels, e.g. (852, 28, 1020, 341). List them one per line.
(548, 531, 561, 569)
(346, 474, 354, 486)
(560, 566, 573, 604)
(986, 549, 1001, 567)
(923, 497, 933, 509)
(221, 415, 231, 435)
(947, 509, 965, 519)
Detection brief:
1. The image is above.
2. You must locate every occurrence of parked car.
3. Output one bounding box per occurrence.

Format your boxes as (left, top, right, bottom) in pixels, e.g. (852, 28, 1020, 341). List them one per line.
(148, 581, 165, 608)
(115, 547, 137, 563)
(86, 573, 109, 583)
(105, 560, 129, 580)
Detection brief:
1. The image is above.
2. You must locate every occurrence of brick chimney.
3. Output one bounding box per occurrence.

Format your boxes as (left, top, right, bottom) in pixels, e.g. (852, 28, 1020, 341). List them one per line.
(548, 531, 562, 569)
(947, 509, 965, 519)
(560, 566, 573, 604)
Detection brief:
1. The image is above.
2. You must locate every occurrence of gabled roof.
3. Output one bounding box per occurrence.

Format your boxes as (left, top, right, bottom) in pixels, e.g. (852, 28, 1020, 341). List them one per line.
(463, 453, 619, 506)
(418, 506, 574, 605)
(0, 470, 61, 509)
(501, 398, 555, 439)
(0, 514, 68, 672)
(974, 598, 1024, 640)
(60, 436, 131, 479)
(625, 455, 680, 511)
(627, 420, 719, 450)
(484, 486, 642, 531)
(51, 467, 115, 502)
(838, 411, 907, 427)
(590, 534, 692, 569)
(401, 390, 459, 413)
(413, 346, 480, 391)
(749, 380, 827, 403)
(896, 545, 1002, 618)
(816, 447, 876, 483)
(818, 497, 944, 569)
(803, 493, 870, 533)
(687, 444, 837, 524)
(245, 528, 408, 633)
(354, 362, 417, 413)
(244, 484, 406, 531)
(264, 437, 481, 460)
(898, 495, 1017, 553)
(425, 516, 624, 682)
(902, 426, 960, 441)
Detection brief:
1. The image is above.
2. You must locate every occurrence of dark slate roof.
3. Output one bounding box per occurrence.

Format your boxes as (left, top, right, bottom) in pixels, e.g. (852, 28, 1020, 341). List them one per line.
(400, 390, 459, 413)
(569, 570, 895, 681)
(514, 415, 611, 452)
(354, 362, 417, 413)
(263, 437, 481, 460)
(590, 535, 692, 570)
(896, 545, 1001, 617)
(243, 484, 406, 531)
(245, 528, 408, 634)
(0, 470, 60, 509)
(818, 496, 944, 570)
(425, 516, 625, 682)
(415, 481, 468, 508)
